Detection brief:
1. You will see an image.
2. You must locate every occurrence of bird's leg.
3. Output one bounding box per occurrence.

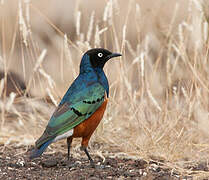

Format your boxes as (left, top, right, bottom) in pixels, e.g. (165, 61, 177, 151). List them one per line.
(81, 137, 95, 167)
(80, 146, 94, 167)
(67, 137, 73, 161)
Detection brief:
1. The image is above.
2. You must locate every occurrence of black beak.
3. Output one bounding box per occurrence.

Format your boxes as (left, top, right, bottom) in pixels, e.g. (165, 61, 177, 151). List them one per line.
(106, 53, 122, 60)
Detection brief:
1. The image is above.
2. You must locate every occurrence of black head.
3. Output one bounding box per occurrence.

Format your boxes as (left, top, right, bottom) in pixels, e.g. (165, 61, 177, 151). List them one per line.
(85, 48, 121, 68)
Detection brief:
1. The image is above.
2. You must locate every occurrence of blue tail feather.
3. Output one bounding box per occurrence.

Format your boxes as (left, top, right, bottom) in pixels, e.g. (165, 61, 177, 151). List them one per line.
(29, 139, 53, 159)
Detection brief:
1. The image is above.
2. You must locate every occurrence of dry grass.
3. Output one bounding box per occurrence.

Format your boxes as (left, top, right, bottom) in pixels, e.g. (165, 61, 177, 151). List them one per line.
(0, 0, 209, 178)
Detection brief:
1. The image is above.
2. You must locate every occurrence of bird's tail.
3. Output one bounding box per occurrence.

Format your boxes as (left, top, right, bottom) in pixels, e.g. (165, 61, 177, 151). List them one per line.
(29, 139, 53, 159)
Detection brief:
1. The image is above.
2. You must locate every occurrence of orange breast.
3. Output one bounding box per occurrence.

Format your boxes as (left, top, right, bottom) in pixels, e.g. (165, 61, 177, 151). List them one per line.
(72, 99, 108, 139)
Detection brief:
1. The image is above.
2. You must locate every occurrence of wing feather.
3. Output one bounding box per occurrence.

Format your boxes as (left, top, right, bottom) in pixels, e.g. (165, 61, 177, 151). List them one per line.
(35, 83, 105, 148)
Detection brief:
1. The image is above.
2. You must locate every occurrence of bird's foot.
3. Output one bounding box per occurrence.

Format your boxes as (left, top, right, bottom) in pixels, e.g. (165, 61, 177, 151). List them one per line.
(80, 146, 105, 169)
(67, 155, 72, 161)
(90, 160, 95, 168)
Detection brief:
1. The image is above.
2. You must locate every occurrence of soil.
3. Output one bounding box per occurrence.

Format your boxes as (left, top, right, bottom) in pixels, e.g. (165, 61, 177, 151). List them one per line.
(0, 144, 208, 180)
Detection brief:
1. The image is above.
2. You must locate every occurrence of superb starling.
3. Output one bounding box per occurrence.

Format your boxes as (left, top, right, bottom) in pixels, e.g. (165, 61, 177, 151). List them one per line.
(30, 48, 121, 166)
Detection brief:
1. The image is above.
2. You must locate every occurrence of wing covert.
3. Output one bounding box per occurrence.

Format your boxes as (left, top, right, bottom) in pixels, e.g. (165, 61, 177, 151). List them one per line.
(35, 83, 105, 147)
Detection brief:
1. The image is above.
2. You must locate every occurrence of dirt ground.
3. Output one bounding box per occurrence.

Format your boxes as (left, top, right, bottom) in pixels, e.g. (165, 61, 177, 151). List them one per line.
(1, 144, 208, 180)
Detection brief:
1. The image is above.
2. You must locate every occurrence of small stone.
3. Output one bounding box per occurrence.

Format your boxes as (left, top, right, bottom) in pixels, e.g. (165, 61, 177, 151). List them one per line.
(41, 159, 58, 168)
(16, 159, 25, 167)
(143, 172, 147, 176)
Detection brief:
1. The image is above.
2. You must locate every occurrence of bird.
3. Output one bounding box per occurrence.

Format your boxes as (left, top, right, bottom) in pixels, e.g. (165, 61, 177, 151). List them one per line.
(29, 48, 121, 166)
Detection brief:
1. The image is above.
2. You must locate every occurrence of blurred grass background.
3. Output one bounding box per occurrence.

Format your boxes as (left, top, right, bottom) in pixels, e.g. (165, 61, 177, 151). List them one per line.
(0, 0, 209, 176)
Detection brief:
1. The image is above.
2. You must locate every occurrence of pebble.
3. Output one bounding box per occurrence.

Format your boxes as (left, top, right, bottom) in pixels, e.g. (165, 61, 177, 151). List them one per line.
(41, 159, 58, 168)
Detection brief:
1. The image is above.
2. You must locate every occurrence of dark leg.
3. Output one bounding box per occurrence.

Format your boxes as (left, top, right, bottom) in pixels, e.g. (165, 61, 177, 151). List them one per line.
(81, 136, 95, 167)
(81, 146, 95, 167)
(67, 137, 73, 160)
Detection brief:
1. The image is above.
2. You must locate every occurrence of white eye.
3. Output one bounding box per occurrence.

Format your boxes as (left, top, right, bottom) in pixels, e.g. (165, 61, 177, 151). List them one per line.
(98, 53, 103, 57)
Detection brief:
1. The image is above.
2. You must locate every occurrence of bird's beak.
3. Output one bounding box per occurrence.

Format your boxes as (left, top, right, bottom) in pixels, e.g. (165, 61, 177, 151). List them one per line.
(106, 53, 122, 60)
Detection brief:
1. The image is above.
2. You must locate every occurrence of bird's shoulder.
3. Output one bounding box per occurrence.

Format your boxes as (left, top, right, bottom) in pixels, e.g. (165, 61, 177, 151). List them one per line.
(59, 72, 99, 104)
(45, 79, 105, 131)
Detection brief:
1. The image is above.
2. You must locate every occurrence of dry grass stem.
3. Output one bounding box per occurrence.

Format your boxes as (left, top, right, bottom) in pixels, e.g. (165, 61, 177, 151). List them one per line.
(0, 0, 209, 177)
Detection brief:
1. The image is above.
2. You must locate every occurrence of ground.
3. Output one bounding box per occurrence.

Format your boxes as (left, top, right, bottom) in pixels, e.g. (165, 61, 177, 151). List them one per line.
(1, 144, 208, 180)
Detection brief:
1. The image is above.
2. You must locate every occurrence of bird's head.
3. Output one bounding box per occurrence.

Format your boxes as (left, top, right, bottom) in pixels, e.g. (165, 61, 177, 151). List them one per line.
(85, 48, 122, 69)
